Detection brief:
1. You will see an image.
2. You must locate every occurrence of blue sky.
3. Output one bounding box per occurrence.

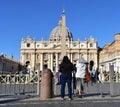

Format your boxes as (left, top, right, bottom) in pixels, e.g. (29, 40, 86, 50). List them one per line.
(0, 0, 120, 60)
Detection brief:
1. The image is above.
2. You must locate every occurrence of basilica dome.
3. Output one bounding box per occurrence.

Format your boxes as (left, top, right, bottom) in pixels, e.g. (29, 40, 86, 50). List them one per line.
(49, 20, 73, 42)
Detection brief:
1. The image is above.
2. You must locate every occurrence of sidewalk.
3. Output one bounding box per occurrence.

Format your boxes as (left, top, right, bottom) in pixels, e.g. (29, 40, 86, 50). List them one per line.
(1, 82, 120, 103)
(28, 94, 120, 101)
(1, 93, 120, 104)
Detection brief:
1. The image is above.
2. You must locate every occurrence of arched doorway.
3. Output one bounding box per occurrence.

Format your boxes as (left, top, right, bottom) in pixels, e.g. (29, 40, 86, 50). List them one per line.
(89, 60, 94, 71)
(26, 61, 30, 71)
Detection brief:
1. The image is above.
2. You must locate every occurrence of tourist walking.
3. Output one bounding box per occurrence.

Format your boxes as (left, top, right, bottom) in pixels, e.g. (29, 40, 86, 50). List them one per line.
(59, 56, 74, 100)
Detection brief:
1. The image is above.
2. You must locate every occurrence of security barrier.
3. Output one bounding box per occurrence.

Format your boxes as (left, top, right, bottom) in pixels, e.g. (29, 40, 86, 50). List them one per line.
(0, 73, 40, 96)
(0, 73, 39, 84)
(99, 71, 120, 83)
(0, 71, 120, 97)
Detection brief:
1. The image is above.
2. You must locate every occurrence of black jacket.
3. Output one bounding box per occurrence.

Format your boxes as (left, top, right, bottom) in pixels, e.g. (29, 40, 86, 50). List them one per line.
(60, 61, 74, 77)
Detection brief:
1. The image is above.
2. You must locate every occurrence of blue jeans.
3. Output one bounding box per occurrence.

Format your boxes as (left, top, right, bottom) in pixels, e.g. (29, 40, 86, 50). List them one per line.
(60, 74, 72, 98)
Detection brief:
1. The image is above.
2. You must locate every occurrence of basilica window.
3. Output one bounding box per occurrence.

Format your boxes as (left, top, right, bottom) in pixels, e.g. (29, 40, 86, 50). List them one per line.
(81, 44, 83, 47)
(44, 44, 47, 47)
(37, 44, 39, 47)
(73, 43, 76, 47)
(90, 43, 93, 47)
(26, 43, 30, 47)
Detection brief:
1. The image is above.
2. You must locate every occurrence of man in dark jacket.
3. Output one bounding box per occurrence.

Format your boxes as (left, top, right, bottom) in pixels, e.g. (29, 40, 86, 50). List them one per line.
(59, 56, 74, 100)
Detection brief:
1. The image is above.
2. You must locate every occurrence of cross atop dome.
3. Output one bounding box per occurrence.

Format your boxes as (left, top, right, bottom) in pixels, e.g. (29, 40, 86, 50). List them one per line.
(62, 9, 65, 15)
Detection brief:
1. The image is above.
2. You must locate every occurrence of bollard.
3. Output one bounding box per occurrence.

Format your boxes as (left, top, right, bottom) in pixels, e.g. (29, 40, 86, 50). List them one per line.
(109, 65, 115, 97)
(40, 69, 53, 100)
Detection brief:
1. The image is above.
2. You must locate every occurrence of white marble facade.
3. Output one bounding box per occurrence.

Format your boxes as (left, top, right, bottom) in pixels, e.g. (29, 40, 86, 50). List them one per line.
(20, 14, 98, 73)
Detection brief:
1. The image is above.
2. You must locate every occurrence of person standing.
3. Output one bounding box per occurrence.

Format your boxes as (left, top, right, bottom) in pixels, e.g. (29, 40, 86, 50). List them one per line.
(91, 68, 97, 85)
(75, 57, 87, 97)
(96, 68, 101, 83)
(59, 56, 74, 100)
(72, 64, 77, 95)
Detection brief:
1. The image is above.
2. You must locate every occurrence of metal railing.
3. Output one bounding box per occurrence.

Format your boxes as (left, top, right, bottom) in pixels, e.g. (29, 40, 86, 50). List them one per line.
(99, 72, 120, 83)
(0, 71, 120, 96)
(0, 73, 40, 96)
(0, 73, 39, 84)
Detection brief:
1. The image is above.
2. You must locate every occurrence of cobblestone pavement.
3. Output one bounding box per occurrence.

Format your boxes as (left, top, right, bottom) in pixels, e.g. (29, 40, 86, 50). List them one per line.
(0, 82, 120, 107)
(1, 96, 120, 107)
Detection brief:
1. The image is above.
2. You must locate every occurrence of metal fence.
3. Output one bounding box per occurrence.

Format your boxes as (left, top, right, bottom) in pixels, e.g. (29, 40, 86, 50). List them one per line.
(99, 71, 120, 83)
(0, 73, 40, 96)
(0, 71, 120, 96)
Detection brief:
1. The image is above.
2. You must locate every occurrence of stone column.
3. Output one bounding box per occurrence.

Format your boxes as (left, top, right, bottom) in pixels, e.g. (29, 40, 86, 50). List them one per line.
(94, 53, 98, 69)
(78, 52, 80, 59)
(71, 53, 73, 63)
(51, 53, 53, 72)
(48, 54, 51, 69)
(32, 53, 36, 71)
(56, 53, 58, 72)
(40, 53, 43, 71)
(68, 53, 70, 59)
(21, 53, 25, 64)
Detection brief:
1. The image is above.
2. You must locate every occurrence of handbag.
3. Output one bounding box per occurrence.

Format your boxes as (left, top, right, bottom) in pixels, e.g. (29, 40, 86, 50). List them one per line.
(84, 67, 91, 83)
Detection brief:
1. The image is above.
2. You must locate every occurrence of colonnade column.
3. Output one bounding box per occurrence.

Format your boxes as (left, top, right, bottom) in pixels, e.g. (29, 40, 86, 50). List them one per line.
(48, 54, 51, 69)
(40, 53, 43, 71)
(56, 53, 58, 72)
(78, 52, 80, 59)
(70, 53, 73, 63)
(94, 53, 98, 69)
(68, 53, 70, 60)
(51, 53, 53, 72)
(32, 53, 36, 71)
(21, 53, 25, 64)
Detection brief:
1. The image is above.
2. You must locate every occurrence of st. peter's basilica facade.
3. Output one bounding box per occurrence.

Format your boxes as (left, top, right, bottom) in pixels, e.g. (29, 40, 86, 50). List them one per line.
(20, 13, 99, 73)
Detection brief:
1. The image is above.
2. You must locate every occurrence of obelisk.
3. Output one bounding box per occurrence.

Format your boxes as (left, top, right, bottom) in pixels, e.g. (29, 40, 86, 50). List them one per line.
(61, 10, 66, 59)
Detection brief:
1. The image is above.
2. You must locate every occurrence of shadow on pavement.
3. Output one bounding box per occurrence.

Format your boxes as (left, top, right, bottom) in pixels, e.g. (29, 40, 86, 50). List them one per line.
(0, 95, 37, 104)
